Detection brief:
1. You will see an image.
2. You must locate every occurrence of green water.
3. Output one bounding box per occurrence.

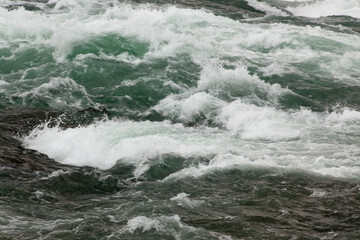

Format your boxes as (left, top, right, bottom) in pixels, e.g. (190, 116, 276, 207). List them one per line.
(0, 0, 360, 239)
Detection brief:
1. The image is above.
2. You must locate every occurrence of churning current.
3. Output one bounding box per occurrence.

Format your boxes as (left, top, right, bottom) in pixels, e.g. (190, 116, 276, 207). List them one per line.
(1, 0, 360, 239)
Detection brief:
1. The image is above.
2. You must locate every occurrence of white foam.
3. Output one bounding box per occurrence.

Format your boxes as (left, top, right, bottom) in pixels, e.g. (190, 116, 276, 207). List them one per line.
(164, 151, 360, 181)
(0, 80, 9, 86)
(74, 51, 142, 65)
(314, 166, 360, 179)
(14, 77, 94, 108)
(156, 96, 305, 141)
(40, 170, 70, 180)
(121, 215, 190, 234)
(1, 2, 359, 85)
(309, 189, 327, 198)
(170, 193, 204, 207)
(197, 64, 289, 100)
(163, 154, 258, 180)
(326, 108, 360, 123)
(246, 0, 288, 16)
(47, 0, 101, 13)
(154, 92, 227, 124)
(154, 64, 293, 125)
(217, 100, 302, 140)
(23, 106, 360, 180)
(23, 120, 229, 170)
(119, 215, 232, 239)
(287, 0, 360, 18)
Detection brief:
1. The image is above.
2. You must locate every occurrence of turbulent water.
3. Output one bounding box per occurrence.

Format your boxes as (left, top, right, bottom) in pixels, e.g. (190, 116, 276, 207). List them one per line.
(1, 0, 360, 239)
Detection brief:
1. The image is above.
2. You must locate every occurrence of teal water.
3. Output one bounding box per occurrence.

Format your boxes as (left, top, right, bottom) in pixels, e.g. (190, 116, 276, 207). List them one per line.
(1, 0, 360, 239)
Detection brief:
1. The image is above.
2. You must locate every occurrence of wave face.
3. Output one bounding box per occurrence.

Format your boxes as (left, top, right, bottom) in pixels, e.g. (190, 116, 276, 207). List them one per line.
(1, 0, 360, 239)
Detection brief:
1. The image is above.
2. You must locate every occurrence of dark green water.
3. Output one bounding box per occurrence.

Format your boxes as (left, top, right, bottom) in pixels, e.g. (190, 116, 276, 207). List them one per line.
(1, 0, 360, 239)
